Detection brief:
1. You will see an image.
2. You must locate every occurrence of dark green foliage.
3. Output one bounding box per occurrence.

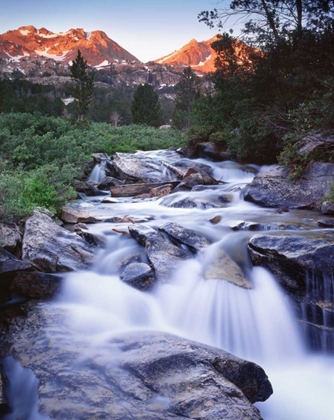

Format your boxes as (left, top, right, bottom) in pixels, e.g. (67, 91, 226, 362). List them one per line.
(70, 50, 94, 121)
(172, 67, 201, 129)
(131, 84, 162, 127)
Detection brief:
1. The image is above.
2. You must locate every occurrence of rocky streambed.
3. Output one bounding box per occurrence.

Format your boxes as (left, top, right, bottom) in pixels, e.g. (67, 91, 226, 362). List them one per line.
(1, 147, 334, 419)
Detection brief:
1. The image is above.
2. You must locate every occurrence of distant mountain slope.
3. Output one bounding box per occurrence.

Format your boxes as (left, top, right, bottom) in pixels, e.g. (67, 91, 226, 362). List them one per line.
(154, 35, 259, 73)
(0, 25, 141, 66)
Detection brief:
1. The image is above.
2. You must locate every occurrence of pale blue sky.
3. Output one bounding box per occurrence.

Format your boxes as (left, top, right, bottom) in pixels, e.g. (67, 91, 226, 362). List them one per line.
(0, 0, 231, 62)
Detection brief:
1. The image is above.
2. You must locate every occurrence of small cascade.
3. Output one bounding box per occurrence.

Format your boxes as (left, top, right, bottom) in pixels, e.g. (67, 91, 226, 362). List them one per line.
(1, 356, 47, 420)
(88, 159, 107, 183)
(301, 271, 334, 351)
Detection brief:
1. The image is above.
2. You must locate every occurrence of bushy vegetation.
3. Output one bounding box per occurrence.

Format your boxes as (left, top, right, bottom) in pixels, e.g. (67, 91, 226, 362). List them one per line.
(0, 113, 186, 221)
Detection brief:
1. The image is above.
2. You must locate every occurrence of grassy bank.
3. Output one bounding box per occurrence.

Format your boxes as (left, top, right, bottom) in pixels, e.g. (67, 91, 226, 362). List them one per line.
(0, 113, 186, 221)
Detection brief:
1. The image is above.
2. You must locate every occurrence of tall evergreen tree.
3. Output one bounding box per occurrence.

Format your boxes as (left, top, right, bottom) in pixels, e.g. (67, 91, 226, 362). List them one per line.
(173, 67, 201, 129)
(131, 84, 162, 127)
(70, 50, 94, 121)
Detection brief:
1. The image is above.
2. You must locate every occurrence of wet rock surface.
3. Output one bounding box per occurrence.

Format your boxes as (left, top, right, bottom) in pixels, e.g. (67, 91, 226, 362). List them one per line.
(0, 303, 272, 420)
(22, 210, 96, 272)
(128, 224, 193, 282)
(120, 262, 155, 290)
(243, 162, 334, 209)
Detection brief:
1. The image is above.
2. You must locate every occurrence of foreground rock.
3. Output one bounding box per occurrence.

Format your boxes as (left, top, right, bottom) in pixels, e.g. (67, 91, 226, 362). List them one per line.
(1, 303, 272, 419)
(22, 210, 95, 272)
(243, 162, 334, 209)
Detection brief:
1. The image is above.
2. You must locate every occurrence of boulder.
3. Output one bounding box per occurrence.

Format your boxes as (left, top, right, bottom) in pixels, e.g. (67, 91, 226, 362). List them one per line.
(72, 180, 108, 196)
(128, 224, 193, 282)
(1, 303, 272, 420)
(243, 162, 334, 209)
(158, 222, 210, 252)
(161, 196, 225, 210)
(0, 248, 34, 303)
(113, 152, 178, 183)
(173, 167, 219, 192)
(321, 201, 334, 215)
(22, 210, 96, 273)
(10, 272, 62, 299)
(61, 205, 104, 224)
(150, 184, 174, 198)
(0, 223, 22, 257)
(318, 219, 334, 228)
(120, 262, 155, 290)
(295, 134, 334, 158)
(97, 176, 124, 190)
(248, 235, 334, 296)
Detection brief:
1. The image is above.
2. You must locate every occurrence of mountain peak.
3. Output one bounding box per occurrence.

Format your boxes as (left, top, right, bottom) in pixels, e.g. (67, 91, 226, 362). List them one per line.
(0, 25, 141, 66)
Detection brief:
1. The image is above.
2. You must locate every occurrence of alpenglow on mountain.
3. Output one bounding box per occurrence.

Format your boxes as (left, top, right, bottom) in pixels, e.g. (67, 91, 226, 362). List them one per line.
(0, 25, 141, 67)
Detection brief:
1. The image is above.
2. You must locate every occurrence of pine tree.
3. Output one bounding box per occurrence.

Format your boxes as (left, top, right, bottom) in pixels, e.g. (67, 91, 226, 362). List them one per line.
(70, 50, 94, 121)
(173, 67, 201, 129)
(131, 84, 162, 127)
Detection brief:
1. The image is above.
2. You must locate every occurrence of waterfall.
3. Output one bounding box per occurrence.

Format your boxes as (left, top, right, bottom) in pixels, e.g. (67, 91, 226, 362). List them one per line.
(4, 150, 334, 419)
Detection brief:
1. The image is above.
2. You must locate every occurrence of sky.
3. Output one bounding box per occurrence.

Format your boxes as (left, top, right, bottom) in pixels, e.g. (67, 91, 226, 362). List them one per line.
(0, 0, 231, 63)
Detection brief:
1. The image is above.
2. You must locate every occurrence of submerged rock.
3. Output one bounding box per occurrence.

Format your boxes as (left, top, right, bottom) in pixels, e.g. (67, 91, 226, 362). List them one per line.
(203, 248, 252, 289)
(243, 162, 334, 209)
(120, 262, 155, 290)
(22, 210, 95, 273)
(1, 303, 272, 420)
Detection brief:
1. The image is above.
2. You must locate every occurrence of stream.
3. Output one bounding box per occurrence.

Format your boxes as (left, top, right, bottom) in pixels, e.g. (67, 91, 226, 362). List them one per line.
(3, 150, 334, 419)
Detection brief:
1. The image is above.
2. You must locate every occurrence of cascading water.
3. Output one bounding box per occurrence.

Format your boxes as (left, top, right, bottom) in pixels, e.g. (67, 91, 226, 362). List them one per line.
(4, 150, 334, 419)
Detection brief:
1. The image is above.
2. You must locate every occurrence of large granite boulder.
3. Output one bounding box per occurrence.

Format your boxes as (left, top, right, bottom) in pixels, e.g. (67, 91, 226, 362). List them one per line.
(1, 302, 272, 420)
(22, 210, 96, 273)
(243, 162, 334, 209)
(113, 152, 177, 183)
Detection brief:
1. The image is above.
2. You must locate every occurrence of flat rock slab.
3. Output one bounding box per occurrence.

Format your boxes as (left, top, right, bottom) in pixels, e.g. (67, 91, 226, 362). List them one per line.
(1, 302, 272, 419)
(158, 222, 210, 252)
(22, 210, 96, 273)
(110, 181, 179, 197)
(243, 162, 334, 209)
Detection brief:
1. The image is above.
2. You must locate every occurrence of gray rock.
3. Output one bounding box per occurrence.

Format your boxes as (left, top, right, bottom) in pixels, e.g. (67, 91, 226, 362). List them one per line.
(113, 152, 177, 183)
(129, 224, 193, 282)
(22, 210, 96, 273)
(10, 271, 62, 299)
(97, 176, 124, 190)
(243, 162, 334, 209)
(120, 262, 155, 290)
(73, 180, 108, 196)
(248, 235, 334, 295)
(159, 222, 210, 252)
(61, 205, 104, 224)
(173, 167, 219, 192)
(1, 303, 272, 420)
(318, 219, 334, 228)
(321, 201, 334, 215)
(295, 134, 334, 158)
(0, 247, 34, 303)
(161, 196, 225, 210)
(0, 223, 22, 256)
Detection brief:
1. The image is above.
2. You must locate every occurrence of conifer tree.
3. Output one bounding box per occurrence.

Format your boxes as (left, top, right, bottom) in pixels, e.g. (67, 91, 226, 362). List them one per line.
(131, 84, 162, 127)
(70, 50, 94, 121)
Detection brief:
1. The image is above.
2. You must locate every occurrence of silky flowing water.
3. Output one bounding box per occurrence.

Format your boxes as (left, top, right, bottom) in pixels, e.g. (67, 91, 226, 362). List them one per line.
(4, 150, 334, 419)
